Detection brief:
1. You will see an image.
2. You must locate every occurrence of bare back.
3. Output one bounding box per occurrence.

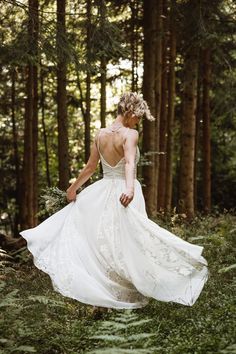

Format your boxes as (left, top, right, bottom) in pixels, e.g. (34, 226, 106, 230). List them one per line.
(96, 126, 130, 167)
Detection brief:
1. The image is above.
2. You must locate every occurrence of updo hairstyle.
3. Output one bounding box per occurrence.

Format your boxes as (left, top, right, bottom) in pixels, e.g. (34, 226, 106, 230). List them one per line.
(117, 92, 155, 121)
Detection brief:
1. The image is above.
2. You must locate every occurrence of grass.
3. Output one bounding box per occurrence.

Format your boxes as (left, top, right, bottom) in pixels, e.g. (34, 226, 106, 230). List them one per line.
(0, 213, 235, 354)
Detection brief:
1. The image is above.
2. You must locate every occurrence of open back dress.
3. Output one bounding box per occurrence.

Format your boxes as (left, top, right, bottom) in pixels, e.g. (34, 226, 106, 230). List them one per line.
(19, 126, 208, 309)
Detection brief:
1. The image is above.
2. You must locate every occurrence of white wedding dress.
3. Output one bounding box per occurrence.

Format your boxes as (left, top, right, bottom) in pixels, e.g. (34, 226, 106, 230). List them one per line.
(20, 127, 208, 309)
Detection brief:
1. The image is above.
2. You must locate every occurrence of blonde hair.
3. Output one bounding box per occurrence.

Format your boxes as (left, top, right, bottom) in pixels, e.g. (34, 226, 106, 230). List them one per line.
(117, 92, 155, 121)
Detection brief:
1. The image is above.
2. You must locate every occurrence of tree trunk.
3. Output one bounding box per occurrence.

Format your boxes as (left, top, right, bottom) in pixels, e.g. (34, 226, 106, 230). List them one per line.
(21, 0, 39, 230)
(99, 0, 107, 177)
(202, 48, 211, 212)
(154, 0, 163, 212)
(56, 0, 69, 190)
(100, 0, 106, 129)
(85, 0, 91, 165)
(32, 63, 39, 226)
(157, 1, 168, 211)
(165, 2, 176, 212)
(178, 50, 198, 220)
(142, 0, 157, 216)
(100, 56, 107, 129)
(11, 68, 20, 236)
(21, 68, 33, 229)
(40, 63, 51, 187)
(194, 61, 202, 211)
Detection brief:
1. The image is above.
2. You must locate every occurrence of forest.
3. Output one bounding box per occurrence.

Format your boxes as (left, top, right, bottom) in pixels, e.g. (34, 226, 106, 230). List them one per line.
(0, 1, 236, 353)
(0, 0, 236, 232)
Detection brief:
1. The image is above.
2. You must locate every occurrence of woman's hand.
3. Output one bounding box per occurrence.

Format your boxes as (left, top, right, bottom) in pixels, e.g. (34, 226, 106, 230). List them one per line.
(66, 187, 77, 203)
(119, 189, 134, 207)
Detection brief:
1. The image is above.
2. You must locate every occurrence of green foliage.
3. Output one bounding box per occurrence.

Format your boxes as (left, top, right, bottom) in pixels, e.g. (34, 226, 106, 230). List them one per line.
(91, 19, 129, 63)
(1, 0, 236, 238)
(0, 248, 14, 269)
(0, 214, 235, 354)
(37, 185, 86, 220)
(87, 311, 156, 353)
(218, 264, 236, 274)
(37, 186, 68, 218)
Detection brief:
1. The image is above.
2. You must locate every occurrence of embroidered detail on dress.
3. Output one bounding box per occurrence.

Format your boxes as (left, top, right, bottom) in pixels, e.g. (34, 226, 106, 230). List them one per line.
(96, 180, 147, 305)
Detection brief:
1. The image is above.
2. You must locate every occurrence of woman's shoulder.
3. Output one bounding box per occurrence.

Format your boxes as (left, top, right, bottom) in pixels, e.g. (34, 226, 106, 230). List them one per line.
(126, 128, 139, 138)
(124, 128, 139, 145)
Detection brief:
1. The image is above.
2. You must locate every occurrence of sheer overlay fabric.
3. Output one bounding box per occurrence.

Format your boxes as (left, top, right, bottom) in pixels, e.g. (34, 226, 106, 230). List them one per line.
(20, 127, 208, 309)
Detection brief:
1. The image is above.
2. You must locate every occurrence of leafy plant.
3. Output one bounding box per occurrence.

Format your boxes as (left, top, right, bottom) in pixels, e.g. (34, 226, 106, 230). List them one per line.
(86, 310, 157, 354)
(0, 214, 235, 354)
(37, 186, 68, 217)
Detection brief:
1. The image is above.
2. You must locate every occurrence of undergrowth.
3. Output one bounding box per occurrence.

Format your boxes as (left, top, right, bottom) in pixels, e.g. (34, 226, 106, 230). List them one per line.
(0, 213, 235, 354)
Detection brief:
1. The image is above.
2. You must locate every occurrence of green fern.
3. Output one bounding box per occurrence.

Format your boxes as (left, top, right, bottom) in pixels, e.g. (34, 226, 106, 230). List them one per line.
(26, 295, 67, 308)
(218, 264, 236, 273)
(219, 344, 236, 353)
(86, 310, 157, 354)
(0, 248, 14, 269)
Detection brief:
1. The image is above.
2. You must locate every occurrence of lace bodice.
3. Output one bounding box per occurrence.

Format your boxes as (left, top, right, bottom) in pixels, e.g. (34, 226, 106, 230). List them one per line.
(96, 128, 140, 179)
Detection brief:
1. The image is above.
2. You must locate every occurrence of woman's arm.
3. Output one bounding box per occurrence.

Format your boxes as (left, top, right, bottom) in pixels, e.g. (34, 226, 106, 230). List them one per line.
(119, 129, 138, 207)
(66, 131, 100, 202)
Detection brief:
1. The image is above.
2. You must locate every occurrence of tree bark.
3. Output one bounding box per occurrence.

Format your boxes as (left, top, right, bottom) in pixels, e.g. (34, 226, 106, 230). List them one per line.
(165, 2, 176, 212)
(100, 0, 106, 129)
(142, 0, 157, 216)
(157, 1, 168, 211)
(99, 0, 107, 177)
(21, 0, 39, 229)
(100, 56, 107, 129)
(32, 62, 39, 226)
(202, 48, 211, 212)
(40, 63, 51, 187)
(85, 0, 92, 165)
(194, 61, 202, 211)
(56, 0, 69, 190)
(178, 49, 198, 220)
(11, 68, 20, 236)
(154, 0, 163, 212)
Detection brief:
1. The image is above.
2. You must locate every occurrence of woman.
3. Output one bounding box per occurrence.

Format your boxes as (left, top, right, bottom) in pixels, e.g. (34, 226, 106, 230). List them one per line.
(20, 92, 208, 309)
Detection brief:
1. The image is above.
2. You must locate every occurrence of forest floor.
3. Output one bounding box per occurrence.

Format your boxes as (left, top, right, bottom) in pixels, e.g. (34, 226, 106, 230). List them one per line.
(0, 213, 235, 354)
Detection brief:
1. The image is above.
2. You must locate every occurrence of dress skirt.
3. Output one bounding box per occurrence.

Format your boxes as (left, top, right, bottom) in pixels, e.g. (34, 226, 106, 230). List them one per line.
(20, 177, 208, 309)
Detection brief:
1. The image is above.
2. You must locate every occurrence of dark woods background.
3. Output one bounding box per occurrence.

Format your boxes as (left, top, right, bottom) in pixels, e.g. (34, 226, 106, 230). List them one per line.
(0, 0, 235, 236)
